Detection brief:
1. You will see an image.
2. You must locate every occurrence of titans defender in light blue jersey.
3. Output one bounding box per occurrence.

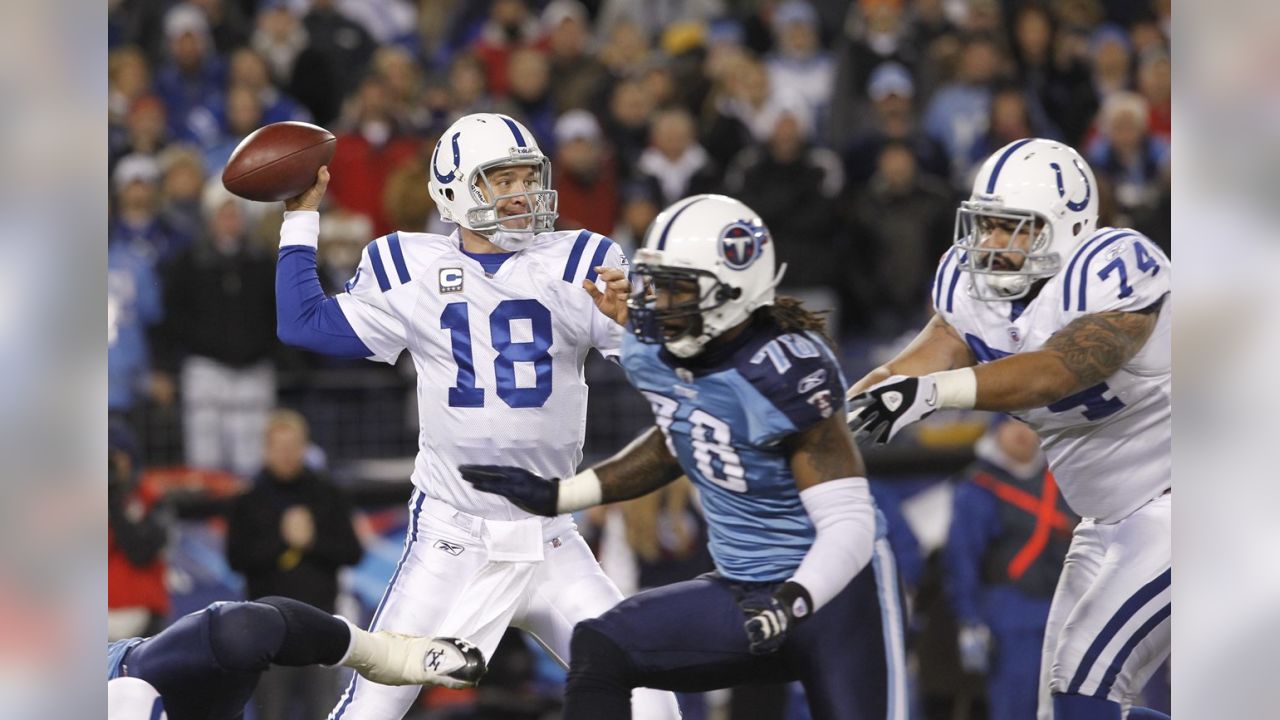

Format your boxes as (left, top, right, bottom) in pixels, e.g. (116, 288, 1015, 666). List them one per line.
(462, 195, 908, 720)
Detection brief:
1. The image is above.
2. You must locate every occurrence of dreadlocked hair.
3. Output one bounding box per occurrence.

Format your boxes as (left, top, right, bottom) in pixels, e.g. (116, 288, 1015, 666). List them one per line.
(753, 296, 834, 348)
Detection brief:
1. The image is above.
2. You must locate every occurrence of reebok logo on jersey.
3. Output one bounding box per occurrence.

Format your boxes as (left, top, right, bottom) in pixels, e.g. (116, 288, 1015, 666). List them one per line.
(806, 389, 834, 418)
(439, 268, 464, 294)
(434, 540, 465, 556)
(797, 369, 827, 394)
(882, 391, 903, 412)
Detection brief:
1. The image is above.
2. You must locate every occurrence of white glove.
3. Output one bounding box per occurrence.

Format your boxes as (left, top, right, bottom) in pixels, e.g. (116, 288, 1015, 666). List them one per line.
(344, 629, 487, 688)
(846, 375, 939, 444)
(957, 622, 992, 675)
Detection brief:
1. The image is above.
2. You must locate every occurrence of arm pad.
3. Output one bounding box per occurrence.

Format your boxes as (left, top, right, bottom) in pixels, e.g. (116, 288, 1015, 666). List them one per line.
(789, 477, 877, 613)
(276, 212, 373, 358)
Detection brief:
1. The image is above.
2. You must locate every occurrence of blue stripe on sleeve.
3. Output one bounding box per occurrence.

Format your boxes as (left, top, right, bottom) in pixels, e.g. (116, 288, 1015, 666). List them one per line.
(563, 230, 592, 282)
(368, 240, 392, 292)
(276, 245, 375, 358)
(386, 232, 411, 284)
(1062, 230, 1123, 311)
(934, 249, 955, 310)
(1076, 232, 1134, 311)
(945, 263, 963, 312)
(584, 236, 616, 282)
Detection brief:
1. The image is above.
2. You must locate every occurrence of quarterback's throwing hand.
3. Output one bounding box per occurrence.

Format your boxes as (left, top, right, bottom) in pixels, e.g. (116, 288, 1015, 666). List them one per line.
(583, 266, 630, 326)
(458, 464, 559, 516)
(845, 375, 938, 445)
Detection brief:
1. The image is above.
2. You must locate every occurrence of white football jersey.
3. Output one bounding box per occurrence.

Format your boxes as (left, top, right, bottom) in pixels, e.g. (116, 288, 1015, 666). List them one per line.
(336, 228, 625, 521)
(933, 227, 1171, 522)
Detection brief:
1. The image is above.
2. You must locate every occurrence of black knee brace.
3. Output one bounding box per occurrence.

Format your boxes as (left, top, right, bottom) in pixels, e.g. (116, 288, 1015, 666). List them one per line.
(253, 596, 351, 666)
(207, 601, 287, 673)
(565, 623, 637, 719)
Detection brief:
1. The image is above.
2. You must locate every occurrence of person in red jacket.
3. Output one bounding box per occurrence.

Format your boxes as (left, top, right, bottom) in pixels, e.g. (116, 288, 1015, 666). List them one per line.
(553, 110, 620, 234)
(108, 419, 171, 640)
(325, 77, 422, 237)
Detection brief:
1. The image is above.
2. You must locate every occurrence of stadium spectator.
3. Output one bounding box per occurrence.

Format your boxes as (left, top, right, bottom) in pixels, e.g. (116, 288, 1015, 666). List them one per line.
(923, 33, 1007, 189)
(369, 45, 430, 133)
(203, 85, 263, 179)
(155, 181, 278, 477)
(470, 0, 547, 99)
(1008, 4, 1096, 145)
(156, 144, 208, 252)
(828, 0, 920, 150)
(637, 107, 720, 207)
(249, 3, 308, 90)
(501, 47, 558, 154)
(226, 47, 311, 126)
(595, 0, 725, 42)
(845, 141, 953, 334)
(1137, 50, 1171, 141)
(1086, 91, 1170, 230)
(154, 3, 226, 150)
(326, 77, 422, 237)
(542, 0, 608, 113)
(765, 0, 834, 140)
(109, 46, 153, 125)
(609, 178, 662, 257)
(842, 61, 949, 185)
(726, 107, 843, 298)
(964, 84, 1058, 183)
(111, 95, 171, 170)
(944, 416, 1077, 720)
(110, 154, 190, 266)
(108, 419, 172, 641)
(603, 78, 658, 182)
(227, 409, 363, 720)
(302, 0, 377, 103)
(553, 110, 620, 233)
(597, 18, 653, 80)
(1088, 24, 1132, 102)
(444, 53, 503, 121)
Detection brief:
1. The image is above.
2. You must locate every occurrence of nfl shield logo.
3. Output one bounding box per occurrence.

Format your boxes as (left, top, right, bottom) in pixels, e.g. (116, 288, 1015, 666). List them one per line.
(1008, 327, 1021, 344)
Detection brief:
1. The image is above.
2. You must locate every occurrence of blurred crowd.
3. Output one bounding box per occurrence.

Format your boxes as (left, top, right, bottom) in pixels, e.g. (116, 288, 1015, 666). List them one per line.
(107, 0, 1172, 717)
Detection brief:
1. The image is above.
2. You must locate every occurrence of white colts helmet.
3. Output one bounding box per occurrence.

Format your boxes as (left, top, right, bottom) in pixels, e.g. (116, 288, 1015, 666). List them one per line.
(428, 113, 558, 251)
(629, 194, 787, 357)
(955, 137, 1099, 300)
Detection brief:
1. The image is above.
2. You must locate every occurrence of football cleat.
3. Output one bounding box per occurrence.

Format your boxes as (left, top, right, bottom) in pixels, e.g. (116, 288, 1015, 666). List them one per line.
(344, 629, 487, 688)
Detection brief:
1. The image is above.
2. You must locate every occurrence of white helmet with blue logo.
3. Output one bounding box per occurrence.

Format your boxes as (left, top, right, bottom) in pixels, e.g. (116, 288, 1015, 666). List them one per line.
(428, 113, 557, 250)
(954, 137, 1099, 300)
(628, 194, 787, 357)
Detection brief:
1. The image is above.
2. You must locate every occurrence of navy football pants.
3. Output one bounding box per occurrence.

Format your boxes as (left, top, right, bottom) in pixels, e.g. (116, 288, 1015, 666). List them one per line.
(566, 562, 905, 720)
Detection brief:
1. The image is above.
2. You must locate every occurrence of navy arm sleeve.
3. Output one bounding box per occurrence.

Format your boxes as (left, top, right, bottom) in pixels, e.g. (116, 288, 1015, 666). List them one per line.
(276, 245, 373, 358)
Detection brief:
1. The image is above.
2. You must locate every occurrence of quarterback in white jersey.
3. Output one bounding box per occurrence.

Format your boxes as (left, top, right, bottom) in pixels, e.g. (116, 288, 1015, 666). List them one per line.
(846, 139, 1170, 720)
(275, 113, 679, 720)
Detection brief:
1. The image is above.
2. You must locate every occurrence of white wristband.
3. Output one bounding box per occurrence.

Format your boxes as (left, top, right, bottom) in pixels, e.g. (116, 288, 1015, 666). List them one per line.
(930, 367, 977, 409)
(557, 469, 603, 513)
(280, 210, 320, 249)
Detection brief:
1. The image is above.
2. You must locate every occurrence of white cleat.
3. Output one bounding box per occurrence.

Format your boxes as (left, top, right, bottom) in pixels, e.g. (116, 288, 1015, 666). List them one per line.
(344, 628, 487, 688)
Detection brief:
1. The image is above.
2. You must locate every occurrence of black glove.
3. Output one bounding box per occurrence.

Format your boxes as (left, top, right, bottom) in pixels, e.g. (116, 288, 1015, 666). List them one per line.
(458, 464, 559, 516)
(845, 374, 938, 444)
(742, 581, 813, 655)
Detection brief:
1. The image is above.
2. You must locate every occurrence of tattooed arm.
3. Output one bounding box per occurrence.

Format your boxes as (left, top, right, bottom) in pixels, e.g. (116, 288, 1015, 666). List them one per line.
(848, 313, 976, 396)
(594, 427, 685, 503)
(970, 307, 1160, 411)
(784, 412, 866, 491)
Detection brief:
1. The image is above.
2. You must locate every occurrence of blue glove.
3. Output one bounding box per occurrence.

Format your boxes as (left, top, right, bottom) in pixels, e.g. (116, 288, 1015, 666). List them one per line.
(742, 582, 812, 655)
(846, 375, 938, 444)
(458, 464, 559, 516)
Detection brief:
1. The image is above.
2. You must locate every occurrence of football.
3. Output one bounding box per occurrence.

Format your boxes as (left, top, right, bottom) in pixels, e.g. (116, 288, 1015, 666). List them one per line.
(221, 121, 336, 202)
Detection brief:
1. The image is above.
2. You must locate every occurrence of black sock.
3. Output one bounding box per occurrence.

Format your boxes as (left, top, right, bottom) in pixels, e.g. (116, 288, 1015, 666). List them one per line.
(564, 625, 636, 719)
(253, 596, 352, 666)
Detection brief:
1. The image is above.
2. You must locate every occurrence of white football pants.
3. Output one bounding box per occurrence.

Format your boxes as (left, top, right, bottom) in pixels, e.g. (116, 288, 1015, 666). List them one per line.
(328, 490, 680, 719)
(1038, 492, 1171, 718)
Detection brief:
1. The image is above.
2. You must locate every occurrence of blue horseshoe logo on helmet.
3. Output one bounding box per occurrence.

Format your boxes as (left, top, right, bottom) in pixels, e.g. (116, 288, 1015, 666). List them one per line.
(433, 132, 462, 184)
(1050, 159, 1091, 212)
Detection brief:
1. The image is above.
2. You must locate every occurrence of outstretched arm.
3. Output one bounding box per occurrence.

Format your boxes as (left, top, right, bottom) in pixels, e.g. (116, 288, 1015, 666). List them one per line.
(847, 305, 1161, 444)
(459, 427, 683, 516)
(848, 313, 975, 395)
(970, 308, 1159, 410)
(742, 413, 877, 654)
